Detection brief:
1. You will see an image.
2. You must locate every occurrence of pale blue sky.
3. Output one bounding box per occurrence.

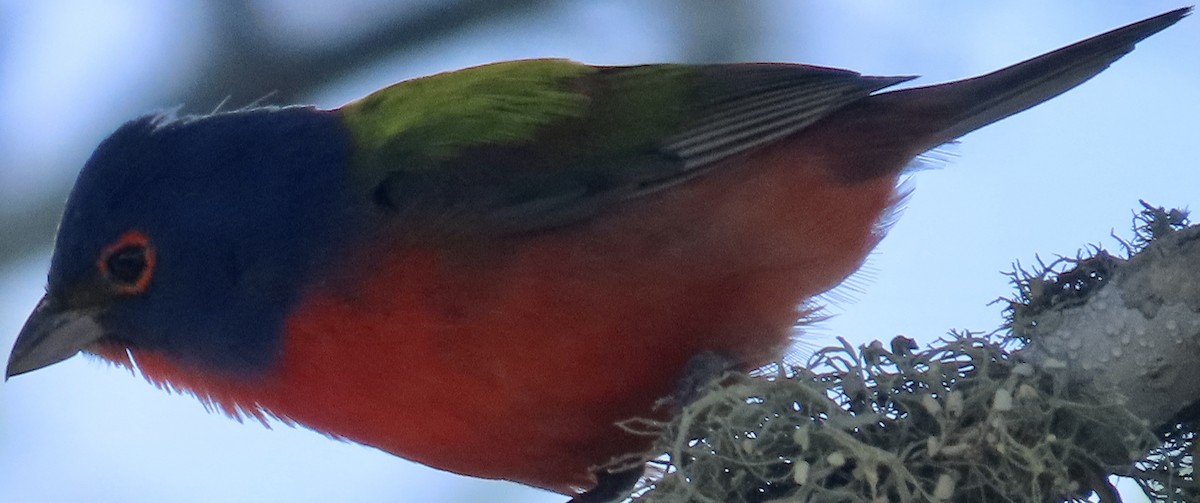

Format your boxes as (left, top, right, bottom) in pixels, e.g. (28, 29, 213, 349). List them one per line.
(1, 2, 1196, 502)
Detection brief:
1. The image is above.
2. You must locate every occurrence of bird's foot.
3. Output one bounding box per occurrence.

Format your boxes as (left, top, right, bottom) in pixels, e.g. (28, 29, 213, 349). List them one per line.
(673, 350, 737, 407)
(566, 351, 736, 503)
(566, 465, 645, 503)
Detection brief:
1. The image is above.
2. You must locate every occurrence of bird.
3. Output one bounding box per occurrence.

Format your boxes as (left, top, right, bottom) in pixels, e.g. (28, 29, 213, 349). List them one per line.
(6, 8, 1188, 501)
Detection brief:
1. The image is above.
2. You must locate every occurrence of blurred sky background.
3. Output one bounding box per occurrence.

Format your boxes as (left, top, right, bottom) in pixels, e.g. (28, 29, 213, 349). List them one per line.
(0, 1, 1197, 502)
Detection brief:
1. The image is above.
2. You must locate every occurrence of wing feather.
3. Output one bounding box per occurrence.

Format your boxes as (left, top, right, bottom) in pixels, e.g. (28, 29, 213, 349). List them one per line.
(341, 60, 912, 234)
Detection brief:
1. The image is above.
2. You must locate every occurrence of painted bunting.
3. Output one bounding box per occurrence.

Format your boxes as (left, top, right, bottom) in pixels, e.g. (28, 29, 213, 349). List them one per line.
(6, 8, 1187, 500)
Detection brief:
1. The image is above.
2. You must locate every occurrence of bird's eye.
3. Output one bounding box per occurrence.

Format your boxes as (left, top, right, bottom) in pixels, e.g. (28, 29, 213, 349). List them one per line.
(98, 231, 156, 294)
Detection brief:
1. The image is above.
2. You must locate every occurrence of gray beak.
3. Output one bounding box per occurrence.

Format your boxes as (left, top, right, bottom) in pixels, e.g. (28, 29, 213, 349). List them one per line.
(6, 294, 105, 379)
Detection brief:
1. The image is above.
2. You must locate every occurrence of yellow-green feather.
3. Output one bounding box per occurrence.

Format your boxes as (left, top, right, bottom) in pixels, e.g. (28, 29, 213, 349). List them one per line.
(335, 59, 899, 233)
(574, 65, 697, 157)
(341, 59, 594, 169)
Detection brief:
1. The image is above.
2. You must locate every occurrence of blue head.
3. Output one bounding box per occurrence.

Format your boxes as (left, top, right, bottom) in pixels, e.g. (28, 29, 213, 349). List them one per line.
(9, 106, 356, 377)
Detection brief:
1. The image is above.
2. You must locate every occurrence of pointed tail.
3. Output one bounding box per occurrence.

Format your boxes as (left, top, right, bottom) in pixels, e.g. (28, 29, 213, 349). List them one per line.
(892, 7, 1190, 152)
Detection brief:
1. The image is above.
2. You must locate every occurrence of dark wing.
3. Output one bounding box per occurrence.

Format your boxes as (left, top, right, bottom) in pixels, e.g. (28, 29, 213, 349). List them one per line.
(340, 59, 911, 234)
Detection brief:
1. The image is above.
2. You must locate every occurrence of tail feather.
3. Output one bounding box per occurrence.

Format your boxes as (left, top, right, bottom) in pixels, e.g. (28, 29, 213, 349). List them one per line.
(899, 7, 1190, 151)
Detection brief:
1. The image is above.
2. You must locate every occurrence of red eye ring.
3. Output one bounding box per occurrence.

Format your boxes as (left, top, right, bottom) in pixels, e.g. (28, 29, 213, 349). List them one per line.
(97, 230, 156, 295)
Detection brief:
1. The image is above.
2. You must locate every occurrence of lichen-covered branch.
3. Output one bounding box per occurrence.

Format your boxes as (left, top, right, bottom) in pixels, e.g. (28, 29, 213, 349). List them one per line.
(622, 203, 1199, 503)
(1016, 203, 1200, 430)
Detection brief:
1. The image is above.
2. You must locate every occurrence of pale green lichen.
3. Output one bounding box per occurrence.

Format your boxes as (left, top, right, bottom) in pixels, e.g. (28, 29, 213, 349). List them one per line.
(627, 333, 1167, 503)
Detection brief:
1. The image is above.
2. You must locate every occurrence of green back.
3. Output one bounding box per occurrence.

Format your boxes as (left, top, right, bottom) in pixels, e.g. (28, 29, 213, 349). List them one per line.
(339, 59, 910, 234)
